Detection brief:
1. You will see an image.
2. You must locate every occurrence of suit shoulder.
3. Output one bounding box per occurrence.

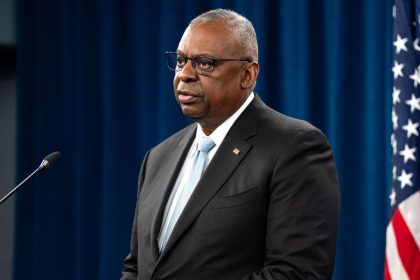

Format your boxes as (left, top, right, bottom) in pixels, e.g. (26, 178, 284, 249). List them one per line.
(149, 123, 195, 154)
(259, 104, 324, 139)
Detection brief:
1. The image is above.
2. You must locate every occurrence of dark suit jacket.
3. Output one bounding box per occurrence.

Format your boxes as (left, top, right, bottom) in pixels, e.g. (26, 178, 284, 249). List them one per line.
(121, 96, 340, 280)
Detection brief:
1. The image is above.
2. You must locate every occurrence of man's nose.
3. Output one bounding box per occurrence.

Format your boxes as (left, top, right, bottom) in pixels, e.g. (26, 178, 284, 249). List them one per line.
(178, 59, 198, 82)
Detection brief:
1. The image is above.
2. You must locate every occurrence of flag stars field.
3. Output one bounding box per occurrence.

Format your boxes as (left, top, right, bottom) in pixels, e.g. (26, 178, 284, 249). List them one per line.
(394, 34, 408, 53)
(399, 144, 416, 163)
(389, 188, 396, 206)
(393, 87, 401, 104)
(392, 109, 399, 129)
(402, 119, 419, 138)
(391, 133, 398, 155)
(392, 61, 404, 79)
(405, 93, 420, 112)
(397, 169, 413, 189)
(409, 66, 420, 87)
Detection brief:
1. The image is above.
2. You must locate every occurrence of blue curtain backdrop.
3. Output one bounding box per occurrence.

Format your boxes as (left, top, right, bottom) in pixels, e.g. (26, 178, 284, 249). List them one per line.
(14, 0, 393, 279)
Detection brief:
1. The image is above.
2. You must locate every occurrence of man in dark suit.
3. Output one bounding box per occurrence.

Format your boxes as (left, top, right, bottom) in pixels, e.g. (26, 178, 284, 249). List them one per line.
(121, 9, 339, 280)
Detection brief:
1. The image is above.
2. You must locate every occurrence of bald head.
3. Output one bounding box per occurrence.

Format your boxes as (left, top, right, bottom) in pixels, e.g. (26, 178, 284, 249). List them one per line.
(189, 9, 258, 62)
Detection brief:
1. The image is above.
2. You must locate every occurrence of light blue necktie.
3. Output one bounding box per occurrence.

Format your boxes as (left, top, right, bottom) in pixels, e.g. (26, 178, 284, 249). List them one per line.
(158, 137, 215, 253)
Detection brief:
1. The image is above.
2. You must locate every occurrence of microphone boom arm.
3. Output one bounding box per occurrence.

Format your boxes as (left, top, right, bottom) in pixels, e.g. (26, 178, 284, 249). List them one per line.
(0, 166, 43, 205)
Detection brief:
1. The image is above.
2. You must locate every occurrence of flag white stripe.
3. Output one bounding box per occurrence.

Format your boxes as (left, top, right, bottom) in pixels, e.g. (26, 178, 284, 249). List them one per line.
(398, 190, 420, 249)
(386, 223, 410, 280)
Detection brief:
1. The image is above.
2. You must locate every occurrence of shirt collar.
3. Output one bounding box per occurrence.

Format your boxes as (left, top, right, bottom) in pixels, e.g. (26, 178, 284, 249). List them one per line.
(194, 92, 255, 150)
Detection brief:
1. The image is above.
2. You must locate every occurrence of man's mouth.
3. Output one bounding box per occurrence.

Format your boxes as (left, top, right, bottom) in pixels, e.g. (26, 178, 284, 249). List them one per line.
(177, 90, 202, 104)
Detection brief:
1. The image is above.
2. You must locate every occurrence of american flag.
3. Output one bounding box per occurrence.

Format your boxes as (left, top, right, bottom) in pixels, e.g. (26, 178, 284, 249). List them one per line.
(385, 0, 420, 279)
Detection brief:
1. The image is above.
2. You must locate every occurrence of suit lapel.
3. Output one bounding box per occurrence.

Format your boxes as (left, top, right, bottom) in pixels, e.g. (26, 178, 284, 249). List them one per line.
(156, 96, 262, 263)
(149, 125, 196, 260)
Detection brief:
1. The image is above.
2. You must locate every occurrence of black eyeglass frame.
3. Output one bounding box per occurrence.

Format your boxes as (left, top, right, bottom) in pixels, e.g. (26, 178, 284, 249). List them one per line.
(164, 51, 252, 76)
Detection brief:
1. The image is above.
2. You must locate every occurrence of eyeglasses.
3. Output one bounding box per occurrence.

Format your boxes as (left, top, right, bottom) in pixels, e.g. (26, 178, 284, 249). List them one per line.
(164, 51, 252, 76)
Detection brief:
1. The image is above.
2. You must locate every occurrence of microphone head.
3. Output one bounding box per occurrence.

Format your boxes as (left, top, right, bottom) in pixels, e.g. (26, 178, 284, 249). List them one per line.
(40, 151, 61, 169)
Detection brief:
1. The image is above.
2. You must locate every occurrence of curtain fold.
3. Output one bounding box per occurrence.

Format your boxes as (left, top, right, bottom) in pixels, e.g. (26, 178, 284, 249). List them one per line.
(14, 0, 393, 279)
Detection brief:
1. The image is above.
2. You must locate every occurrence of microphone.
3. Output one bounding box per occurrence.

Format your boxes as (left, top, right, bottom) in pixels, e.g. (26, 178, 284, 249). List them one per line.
(39, 151, 61, 170)
(0, 151, 61, 205)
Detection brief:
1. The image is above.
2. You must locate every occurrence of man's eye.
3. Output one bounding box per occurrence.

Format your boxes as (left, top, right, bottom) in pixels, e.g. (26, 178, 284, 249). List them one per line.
(176, 57, 187, 67)
(196, 58, 214, 70)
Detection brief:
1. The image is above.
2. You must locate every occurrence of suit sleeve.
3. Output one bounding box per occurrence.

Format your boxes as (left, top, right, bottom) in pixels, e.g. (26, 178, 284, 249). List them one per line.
(121, 150, 151, 280)
(242, 127, 340, 280)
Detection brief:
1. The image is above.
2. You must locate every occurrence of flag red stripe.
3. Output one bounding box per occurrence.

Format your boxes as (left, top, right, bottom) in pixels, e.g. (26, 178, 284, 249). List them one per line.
(391, 208, 420, 279)
(384, 256, 391, 280)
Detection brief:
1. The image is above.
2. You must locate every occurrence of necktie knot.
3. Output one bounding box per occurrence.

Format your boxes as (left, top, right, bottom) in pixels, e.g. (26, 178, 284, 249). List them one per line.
(197, 137, 215, 153)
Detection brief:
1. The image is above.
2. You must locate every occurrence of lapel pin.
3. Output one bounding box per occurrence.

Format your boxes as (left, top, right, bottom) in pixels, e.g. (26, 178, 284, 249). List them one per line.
(233, 148, 240, 155)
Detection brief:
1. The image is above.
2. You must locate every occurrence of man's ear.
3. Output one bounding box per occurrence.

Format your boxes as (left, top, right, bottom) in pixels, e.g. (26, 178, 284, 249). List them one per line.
(241, 62, 259, 89)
